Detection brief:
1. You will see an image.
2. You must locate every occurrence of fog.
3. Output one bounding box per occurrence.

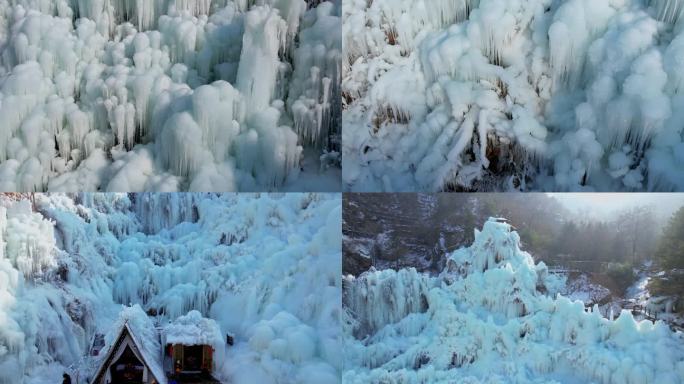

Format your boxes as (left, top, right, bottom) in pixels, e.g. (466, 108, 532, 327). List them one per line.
(547, 193, 684, 222)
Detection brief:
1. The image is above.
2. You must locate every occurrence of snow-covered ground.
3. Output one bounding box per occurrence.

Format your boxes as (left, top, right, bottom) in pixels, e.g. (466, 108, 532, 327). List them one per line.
(343, 0, 684, 192)
(343, 218, 684, 383)
(0, 193, 341, 383)
(0, 0, 341, 191)
(562, 273, 611, 306)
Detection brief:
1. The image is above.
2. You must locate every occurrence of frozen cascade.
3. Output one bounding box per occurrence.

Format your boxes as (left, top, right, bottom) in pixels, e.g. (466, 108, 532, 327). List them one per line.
(236, 6, 287, 116)
(289, 1, 341, 149)
(0, 0, 341, 191)
(344, 218, 684, 384)
(344, 268, 432, 338)
(343, 0, 684, 191)
(0, 193, 342, 383)
(133, 192, 201, 233)
(651, 0, 684, 24)
(0, 201, 56, 278)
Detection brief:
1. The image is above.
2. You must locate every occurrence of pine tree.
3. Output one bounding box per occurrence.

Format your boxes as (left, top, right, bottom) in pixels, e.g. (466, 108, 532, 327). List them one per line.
(657, 207, 684, 270)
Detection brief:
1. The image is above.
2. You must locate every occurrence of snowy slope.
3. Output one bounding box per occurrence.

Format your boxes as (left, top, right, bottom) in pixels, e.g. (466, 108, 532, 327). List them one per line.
(343, 218, 684, 383)
(0, 193, 341, 384)
(0, 0, 341, 192)
(562, 273, 612, 306)
(343, 0, 684, 192)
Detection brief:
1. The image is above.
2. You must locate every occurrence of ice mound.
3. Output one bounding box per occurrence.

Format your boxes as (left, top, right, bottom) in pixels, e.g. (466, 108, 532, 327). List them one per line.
(343, 0, 684, 191)
(0, 193, 341, 383)
(0, 0, 342, 191)
(343, 218, 684, 383)
(164, 309, 226, 369)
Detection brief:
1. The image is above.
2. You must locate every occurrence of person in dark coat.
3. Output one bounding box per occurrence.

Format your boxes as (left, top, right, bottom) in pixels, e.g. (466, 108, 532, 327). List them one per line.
(62, 373, 72, 384)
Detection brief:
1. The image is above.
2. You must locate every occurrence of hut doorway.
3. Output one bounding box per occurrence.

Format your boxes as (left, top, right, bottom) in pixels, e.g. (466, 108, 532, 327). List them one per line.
(183, 345, 203, 371)
(171, 344, 214, 373)
(110, 345, 144, 383)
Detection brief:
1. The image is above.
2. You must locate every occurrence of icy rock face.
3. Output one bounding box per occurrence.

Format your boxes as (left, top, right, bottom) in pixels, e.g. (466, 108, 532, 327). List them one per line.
(0, 193, 342, 384)
(0, 0, 341, 191)
(343, 218, 684, 384)
(343, 0, 684, 191)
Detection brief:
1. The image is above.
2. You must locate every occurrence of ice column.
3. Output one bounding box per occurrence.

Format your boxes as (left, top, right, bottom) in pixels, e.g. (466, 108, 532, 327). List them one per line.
(236, 6, 287, 116)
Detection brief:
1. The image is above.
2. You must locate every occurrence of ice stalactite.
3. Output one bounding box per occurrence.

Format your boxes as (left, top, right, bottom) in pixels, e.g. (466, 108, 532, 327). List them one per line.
(0, 62, 52, 161)
(239, 107, 302, 187)
(153, 80, 250, 186)
(548, 0, 615, 90)
(158, 112, 207, 178)
(172, 0, 214, 17)
(0, 199, 88, 384)
(466, 1, 523, 69)
(7, 0, 72, 17)
(192, 82, 244, 161)
(104, 0, 163, 32)
(271, 0, 306, 50)
(343, 268, 431, 338)
(133, 192, 200, 234)
(426, 0, 480, 29)
(236, 5, 287, 116)
(665, 32, 684, 94)
(0, 250, 24, 375)
(651, 0, 684, 24)
(73, 0, 210, 34)
(0, 0, 340, 191)
(157, 13, 204, 65)
(194, 7, 243, 82)
(105, 99, 137, 150)
(1, 199, 56, 278)
(372, 0, 480, 49)
(289, 1, 341, 149)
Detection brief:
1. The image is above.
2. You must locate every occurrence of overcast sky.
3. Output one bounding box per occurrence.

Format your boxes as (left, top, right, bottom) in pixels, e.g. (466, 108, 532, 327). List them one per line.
(547, 193, 684, 222)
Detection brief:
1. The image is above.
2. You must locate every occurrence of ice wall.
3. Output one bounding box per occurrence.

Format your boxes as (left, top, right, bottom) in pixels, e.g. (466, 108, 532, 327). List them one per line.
(343, 268, 431, 338)
(344, 218, 684, 384)
(0, 0, 341, 191)
(343, 0, 684, 192)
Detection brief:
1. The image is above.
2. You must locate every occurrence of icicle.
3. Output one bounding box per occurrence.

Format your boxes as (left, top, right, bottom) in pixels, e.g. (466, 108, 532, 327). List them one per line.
(287, 2, 341, 149)
(651, 0, 684, 24)
(236, 6, 287, 116)
(173, 0, 213, 17)
(134, 193, 200, 233)
(343, 268, 431, 338)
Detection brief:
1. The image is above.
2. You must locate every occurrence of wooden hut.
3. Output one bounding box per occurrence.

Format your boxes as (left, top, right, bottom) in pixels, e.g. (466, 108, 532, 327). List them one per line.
(162, 310, 223, 383)
(91, 322, 166, 384)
